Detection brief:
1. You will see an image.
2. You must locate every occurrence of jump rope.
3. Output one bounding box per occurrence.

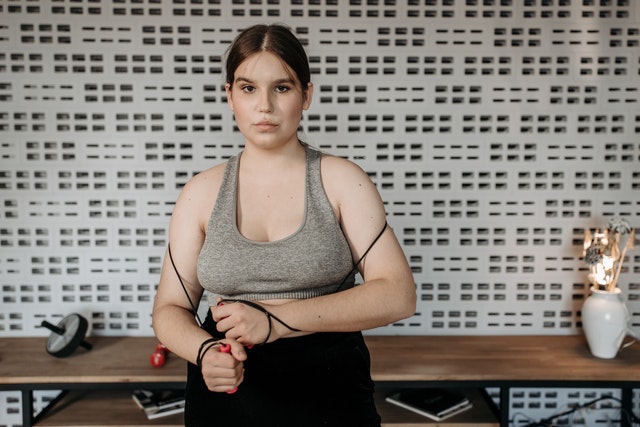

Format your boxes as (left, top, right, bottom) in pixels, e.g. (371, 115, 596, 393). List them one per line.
(166, 221, 388, 391)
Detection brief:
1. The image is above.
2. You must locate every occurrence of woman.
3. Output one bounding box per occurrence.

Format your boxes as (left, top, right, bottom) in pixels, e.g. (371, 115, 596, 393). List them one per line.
(152, 24, 416, 426)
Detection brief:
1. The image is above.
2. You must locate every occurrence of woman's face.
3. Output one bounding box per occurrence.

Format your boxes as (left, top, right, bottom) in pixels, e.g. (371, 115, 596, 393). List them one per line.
(225, 52, 313, 151)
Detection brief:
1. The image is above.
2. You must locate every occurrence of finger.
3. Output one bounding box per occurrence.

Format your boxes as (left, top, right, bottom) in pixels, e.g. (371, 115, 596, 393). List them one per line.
(218, 339, 248, 361)
(217, 344, 239, 394)
(203, 348, 244, 394)
(212, 302, 230, 322)
(200, 348, 243, 375)
(215, 317, 231, 334)
(228, 340, 247, 361)
(203, 366, 244, 393)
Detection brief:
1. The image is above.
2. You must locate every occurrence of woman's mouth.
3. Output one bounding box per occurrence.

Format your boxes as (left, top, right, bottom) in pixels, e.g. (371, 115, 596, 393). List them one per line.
(254, 121, 278, 131)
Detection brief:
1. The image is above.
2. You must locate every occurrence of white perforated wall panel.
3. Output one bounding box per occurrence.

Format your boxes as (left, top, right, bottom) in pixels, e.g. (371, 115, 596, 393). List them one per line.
(1, 1, 639, 424)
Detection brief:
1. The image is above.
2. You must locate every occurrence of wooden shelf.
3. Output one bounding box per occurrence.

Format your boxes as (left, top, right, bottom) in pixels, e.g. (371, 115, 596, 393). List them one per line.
(36, 388, 497, 427)
(2, 335, 639, 427)
(4, 335, 640, 387)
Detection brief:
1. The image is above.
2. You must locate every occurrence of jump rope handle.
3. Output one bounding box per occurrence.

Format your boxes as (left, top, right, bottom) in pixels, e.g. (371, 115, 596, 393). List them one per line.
(218, 342, 238, 394)
(216, 302, 240, 394)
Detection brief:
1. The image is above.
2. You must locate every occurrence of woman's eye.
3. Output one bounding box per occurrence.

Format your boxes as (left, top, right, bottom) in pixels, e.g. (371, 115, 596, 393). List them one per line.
(275, 85, 290, 93)
(241, 85, 255, 93)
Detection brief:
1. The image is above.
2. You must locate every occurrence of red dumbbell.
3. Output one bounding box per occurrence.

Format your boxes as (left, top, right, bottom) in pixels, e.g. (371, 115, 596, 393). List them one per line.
(150, 343, 169, 368)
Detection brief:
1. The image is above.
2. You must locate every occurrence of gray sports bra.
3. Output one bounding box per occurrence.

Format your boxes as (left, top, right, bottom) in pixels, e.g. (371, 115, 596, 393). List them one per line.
(197, 145, 355, 305)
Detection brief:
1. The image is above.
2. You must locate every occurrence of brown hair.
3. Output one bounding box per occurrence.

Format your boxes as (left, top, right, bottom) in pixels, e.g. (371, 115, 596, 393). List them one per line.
(225, 24, 311, 93)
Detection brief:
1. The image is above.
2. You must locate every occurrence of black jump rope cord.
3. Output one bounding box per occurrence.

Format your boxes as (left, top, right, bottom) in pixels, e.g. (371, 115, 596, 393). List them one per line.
(167, 243, 204, 326)
(167, 221, 388, 334)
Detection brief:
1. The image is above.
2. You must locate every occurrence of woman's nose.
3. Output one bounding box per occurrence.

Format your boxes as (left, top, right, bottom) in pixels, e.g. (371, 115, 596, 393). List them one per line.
(258, 93, 273, 113)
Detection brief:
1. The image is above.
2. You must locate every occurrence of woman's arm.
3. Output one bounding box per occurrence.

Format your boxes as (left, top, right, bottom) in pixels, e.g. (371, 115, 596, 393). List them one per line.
(152, 166, 246, 392)
(213, 155, 416, 343)
(272, 155, 416, 333)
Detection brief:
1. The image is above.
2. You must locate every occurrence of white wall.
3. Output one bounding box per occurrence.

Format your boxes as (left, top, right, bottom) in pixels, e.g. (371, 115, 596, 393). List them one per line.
(1, 1, 638, 424)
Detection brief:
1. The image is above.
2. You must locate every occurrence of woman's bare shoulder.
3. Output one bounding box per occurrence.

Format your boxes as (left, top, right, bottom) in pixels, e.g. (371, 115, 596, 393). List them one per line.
(173, 161, 228, 226)
(181, 162, 227, 196)
(319, 152, 370, 180)
(319, 151, 384, 226)
(319, 152, 376, 194)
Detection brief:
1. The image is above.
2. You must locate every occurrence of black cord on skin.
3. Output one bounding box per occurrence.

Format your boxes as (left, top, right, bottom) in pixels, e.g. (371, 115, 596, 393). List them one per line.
(168, 244, 280, 344)
(219, 299, 274, 345)
(196, 337, 222, 368)
(334, 221, 388, 293)
(233, 299, 301, 332)
(169, 221, 388, 342)
(220, 298, 298, 345)
(168, 243, 203, 327)
(217, 222, 389, 340)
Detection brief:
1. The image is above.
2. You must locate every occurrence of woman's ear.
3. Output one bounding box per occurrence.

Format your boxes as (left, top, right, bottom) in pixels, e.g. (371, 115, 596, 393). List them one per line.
(302, 82, 314, 111)
(225, 83, 233, 111)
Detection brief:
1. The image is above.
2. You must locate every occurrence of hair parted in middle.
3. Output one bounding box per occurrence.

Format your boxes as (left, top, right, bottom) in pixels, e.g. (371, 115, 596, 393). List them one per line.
(224, 24, 311, 93)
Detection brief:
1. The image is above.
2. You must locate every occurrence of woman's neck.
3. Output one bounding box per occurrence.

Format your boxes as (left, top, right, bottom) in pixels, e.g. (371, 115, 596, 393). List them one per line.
(240, 139, 307, 171)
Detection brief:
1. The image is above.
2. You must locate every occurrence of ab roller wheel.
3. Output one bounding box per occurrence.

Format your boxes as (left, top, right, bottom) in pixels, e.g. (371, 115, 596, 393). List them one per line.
(41, 313, 93, 358)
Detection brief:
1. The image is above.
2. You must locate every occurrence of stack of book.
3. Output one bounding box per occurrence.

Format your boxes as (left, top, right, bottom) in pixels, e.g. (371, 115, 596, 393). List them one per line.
(385, 388, 472, 421)
(132, 389, 185, 420)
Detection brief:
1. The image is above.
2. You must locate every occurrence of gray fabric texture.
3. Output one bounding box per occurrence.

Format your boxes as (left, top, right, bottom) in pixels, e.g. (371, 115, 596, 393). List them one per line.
(197, 144, 355, 305)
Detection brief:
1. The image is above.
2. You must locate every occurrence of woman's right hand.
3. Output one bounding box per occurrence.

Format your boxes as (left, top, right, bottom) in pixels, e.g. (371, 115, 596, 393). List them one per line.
(199, 340, 247, 393)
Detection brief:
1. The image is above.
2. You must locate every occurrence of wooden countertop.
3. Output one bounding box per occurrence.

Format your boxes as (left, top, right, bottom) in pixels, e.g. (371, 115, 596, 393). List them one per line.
(365, 335, 640, 383)
(0, 336, 186, 385)
(1, 335, 639, 386)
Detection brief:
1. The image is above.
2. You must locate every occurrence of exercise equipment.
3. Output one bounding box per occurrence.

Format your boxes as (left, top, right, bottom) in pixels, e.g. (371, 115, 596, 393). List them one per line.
(41, 313, 92, 358)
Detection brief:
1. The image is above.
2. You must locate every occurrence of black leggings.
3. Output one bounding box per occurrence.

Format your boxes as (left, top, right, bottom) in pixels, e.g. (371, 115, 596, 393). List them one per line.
(185, 310, 381, 427)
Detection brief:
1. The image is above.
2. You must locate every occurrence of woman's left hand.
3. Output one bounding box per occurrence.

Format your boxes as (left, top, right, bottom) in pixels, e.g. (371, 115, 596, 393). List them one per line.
(212, 300, 271, 346)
